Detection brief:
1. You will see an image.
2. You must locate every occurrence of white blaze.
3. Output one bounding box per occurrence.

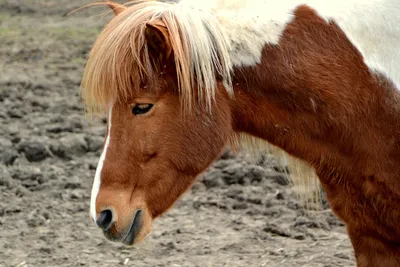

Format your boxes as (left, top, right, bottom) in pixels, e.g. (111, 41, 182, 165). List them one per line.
(90, 107, 113, 223)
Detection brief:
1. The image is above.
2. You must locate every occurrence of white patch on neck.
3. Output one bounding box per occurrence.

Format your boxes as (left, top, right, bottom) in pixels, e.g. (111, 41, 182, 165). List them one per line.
(90, 107, 113, 223)
(306, 0, 400, 90)
(179, 0, 400, 89)
(180, 0, 298, 67)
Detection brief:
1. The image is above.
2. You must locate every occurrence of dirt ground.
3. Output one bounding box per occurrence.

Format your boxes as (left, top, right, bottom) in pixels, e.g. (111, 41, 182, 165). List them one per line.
(0, 1, 354, 266)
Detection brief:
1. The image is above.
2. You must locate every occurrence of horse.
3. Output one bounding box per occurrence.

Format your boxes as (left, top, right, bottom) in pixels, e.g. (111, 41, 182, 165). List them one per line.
(80, 0, 400, 266)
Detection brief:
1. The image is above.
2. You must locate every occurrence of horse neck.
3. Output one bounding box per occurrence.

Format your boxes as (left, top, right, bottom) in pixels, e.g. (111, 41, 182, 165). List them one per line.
(227, 37, 400, 197)
(226, 48, 400, 259)
(230, 69, 400, 174)
(222, 2, 400, 190)
(212, 1, 400, 261)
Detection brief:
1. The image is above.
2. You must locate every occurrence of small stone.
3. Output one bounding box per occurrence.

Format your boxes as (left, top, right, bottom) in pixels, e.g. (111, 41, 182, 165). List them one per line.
(17, 141, 50, 162)
(0, 137, 12, 148)
(293, 233, 306, 240)
(42, 211, 50, 220)
(11, 136, 21, 144)
(39, 247, 52, 254)
(0, 166, 12, 186)
(0, 149, 18, 165)
(213, 159, 236, 169)
(64, 176, 81, 189)
(85, 136, 104, 152)
(247, 197, 262, 205)
(162, 241, 177, 250)
(201, 169, 225, 188)
(60, 134, 88, 156)
(7, 109, 24, 118)
(294, 216, 321, 228)
(276, 192, 285, 200)
(223, 163, 243, 175)
(70, 189, 85, 199)
(263, 223, 291, 237)
(247, 165, 266, 183)
(46, 125, 73, 133)
(334, 252, 351, 260)
(232, 202, 248, 210)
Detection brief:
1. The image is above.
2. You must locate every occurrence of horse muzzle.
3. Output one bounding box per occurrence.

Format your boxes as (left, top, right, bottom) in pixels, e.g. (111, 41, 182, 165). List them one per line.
(100, 209, 144, 245)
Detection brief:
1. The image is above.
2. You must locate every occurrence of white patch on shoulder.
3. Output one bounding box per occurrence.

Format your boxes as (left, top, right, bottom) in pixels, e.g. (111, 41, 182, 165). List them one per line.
(179, 0, 400, 89)
(90, 107, 113, 223)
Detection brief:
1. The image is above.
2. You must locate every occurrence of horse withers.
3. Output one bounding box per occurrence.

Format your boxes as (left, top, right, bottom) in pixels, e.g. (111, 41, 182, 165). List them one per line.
(80, 1, 400, 266)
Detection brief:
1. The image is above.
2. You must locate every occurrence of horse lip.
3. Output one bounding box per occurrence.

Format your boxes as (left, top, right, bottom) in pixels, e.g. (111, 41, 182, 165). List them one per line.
(122, 209, 143, 245)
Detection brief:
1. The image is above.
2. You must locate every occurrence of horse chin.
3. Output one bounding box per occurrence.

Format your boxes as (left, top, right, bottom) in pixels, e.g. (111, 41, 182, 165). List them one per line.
(121, 209, 143, 245)
(122, 208, 153, 246)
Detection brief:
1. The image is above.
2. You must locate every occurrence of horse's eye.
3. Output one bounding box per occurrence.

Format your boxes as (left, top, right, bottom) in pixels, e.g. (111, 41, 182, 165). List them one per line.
(132, 104, 153, 115)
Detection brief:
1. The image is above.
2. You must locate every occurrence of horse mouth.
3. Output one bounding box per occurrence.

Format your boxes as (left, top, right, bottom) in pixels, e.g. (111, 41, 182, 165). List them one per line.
(122, 209, 143, 245)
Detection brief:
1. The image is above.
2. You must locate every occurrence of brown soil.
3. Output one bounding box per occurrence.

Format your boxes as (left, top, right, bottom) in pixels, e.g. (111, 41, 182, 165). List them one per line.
(0, 1, 354, 266)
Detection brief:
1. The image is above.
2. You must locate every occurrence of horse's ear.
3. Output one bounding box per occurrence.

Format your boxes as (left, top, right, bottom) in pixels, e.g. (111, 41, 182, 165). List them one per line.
(105, 1, 126, 16)
(145, 22, 173, 65)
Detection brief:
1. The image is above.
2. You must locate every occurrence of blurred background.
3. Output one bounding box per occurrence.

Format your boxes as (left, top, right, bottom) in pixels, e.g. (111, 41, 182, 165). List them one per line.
(0, 1, 353, 266)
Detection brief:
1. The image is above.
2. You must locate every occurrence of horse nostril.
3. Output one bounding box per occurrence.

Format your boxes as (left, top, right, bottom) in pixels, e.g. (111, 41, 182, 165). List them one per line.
(96, 210, 113, 231)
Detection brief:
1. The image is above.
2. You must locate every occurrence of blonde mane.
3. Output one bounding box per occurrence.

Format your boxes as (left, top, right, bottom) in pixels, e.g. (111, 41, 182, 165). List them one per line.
(81, 0, 320, 207)
(81, 0, 233, 115)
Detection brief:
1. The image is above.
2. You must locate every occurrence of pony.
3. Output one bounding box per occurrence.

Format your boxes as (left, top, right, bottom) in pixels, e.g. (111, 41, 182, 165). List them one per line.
(80, 0, 400, 266)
